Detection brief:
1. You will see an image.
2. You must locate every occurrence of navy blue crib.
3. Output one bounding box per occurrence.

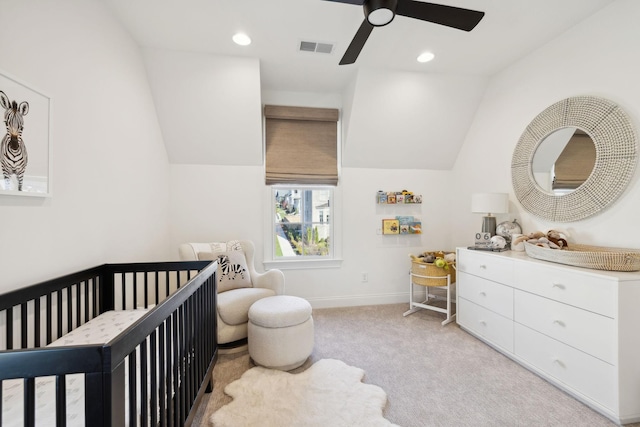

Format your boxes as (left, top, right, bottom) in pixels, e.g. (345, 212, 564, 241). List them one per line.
(0, 261, 217, 426)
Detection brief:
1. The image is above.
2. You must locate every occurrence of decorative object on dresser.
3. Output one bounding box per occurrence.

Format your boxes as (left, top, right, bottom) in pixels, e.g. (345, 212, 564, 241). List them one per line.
(456, 247, 640, 425)
(511, 95, 637, 222)
(471, 192, 509, 236)
(496, 219, 522, 247)
(524, 242, 640, 272)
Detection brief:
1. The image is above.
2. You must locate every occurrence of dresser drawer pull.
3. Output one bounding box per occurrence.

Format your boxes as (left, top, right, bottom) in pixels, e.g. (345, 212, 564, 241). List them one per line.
(479, 264, 487, 269)
(552, 282, 566, 290)
(479, 291, 487, 297)
(552, 319, 566, 327)
(552, 358, 566, 368)
(479, 320, 487, 326)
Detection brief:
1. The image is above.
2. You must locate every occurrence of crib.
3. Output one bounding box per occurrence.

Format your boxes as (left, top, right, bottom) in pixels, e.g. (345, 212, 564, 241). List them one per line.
(0, 260, 217, 427)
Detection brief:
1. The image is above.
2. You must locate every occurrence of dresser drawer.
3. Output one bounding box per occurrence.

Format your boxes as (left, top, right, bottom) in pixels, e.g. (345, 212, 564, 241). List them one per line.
(458, 271, 513, 319)
(456, 250, 513, 285)
(515, 323, 616, 411)
(458, 298, 514, 353)
(514, 262, 616, 317)
(514, 290, 615, 364)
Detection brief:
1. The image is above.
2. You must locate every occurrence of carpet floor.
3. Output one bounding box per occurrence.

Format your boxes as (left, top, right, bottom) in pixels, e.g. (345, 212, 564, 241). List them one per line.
(192, 303, 638, 427)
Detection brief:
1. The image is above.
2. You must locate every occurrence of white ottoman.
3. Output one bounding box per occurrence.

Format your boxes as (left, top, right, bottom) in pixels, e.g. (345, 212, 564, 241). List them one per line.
(248, 295, 314, 371)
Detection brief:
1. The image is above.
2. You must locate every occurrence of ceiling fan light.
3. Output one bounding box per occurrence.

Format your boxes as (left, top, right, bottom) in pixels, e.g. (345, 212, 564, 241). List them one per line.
(417, 52, 435, 63)
(364, 0, 397, 27)
(232, 33, 251, 46)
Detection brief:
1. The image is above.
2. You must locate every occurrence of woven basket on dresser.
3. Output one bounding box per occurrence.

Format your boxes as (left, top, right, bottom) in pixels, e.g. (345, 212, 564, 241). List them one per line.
(524, 242, 640, 272)
(410, 259, 456, 286)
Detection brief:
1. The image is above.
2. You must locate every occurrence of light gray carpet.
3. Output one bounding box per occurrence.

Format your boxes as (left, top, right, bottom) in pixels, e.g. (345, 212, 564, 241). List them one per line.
(192, 303, 635, 427)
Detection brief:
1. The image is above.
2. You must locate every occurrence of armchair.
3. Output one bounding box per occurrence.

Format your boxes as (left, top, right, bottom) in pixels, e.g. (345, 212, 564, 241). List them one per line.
(179, 240, 284, 347)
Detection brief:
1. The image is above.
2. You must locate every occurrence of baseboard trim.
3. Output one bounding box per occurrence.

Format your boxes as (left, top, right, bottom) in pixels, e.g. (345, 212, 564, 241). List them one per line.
(306, 292, 411, 309)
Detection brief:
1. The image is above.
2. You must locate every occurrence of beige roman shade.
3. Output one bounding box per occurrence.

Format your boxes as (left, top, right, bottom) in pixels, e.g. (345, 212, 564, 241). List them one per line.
(552, 133, 596, 190)
(264, 105, 339, 186)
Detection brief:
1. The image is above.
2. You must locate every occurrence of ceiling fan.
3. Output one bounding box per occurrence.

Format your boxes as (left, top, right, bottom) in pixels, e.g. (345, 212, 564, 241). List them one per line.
(325, 0, 485, 65)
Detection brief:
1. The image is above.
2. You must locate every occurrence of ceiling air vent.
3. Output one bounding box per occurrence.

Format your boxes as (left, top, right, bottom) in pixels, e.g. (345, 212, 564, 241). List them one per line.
(299, 40, 334, 54)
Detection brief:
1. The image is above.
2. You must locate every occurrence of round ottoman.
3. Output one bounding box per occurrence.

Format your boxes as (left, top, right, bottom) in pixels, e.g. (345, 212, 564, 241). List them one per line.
(248, 295, 314, 371)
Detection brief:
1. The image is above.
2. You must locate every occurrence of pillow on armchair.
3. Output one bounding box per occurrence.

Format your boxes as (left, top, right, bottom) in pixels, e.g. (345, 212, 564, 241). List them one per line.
(198, 250, 252, 292)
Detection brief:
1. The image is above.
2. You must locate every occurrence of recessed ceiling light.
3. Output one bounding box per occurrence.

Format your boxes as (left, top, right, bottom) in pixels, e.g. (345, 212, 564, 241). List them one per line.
(233, 33, 251, 46)
(417, 52, 435, 63)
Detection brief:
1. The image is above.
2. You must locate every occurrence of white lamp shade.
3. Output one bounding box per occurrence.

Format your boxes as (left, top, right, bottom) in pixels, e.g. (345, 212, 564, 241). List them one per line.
(472, 193, 509, 215)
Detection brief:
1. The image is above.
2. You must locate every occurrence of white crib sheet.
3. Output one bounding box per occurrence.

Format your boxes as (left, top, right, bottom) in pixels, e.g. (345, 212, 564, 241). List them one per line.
(2, 309, 148, 427)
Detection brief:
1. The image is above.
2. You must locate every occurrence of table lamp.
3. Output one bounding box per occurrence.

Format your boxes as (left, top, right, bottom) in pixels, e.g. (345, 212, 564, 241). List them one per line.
(471, 192, 509, 236)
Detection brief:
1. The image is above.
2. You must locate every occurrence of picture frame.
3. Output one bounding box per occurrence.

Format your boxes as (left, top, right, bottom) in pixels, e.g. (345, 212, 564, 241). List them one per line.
(382, 219, 400, 235)
(0, 69, 52, 197)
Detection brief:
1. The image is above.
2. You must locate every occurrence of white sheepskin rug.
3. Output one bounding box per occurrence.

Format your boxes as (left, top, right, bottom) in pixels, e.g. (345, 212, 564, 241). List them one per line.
(211, 359, 398, 427)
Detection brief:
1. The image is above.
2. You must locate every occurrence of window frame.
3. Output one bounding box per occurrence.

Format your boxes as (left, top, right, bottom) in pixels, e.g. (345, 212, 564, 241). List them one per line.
(264, 185, 342, 270)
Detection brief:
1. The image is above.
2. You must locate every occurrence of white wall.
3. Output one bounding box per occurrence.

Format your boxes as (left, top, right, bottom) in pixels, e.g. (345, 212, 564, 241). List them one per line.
(0, 0, 171, 292)
(452, 0, 640, 249)
(142, 48, 263, 166)
(169, 164, 453, 307)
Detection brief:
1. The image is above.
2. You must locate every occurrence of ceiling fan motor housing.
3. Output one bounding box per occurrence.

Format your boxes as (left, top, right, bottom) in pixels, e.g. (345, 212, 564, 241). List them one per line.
(364, 0, 398, 26)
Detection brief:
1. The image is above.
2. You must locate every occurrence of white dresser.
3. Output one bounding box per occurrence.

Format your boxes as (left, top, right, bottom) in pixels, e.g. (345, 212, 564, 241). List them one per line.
(456, 247, 640, 425)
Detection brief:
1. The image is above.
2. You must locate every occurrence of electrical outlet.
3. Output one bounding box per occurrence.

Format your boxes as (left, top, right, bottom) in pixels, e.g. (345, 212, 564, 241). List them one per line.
(361, 272, 368, 282)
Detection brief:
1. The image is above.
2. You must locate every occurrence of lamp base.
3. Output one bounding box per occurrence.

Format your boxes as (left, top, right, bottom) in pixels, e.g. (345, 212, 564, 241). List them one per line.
(481, 216, 497, 236)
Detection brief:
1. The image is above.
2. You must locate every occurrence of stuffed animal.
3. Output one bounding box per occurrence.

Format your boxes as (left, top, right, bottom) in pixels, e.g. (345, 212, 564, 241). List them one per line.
(547, 229, 569, 248)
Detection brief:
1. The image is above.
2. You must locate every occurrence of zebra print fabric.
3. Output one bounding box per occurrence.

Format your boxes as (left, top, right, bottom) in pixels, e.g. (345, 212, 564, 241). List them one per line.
(0, 90, 29, 191)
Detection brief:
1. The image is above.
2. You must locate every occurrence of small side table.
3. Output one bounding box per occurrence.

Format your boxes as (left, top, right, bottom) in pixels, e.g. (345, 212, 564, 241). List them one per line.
(403, 261, 456, 325)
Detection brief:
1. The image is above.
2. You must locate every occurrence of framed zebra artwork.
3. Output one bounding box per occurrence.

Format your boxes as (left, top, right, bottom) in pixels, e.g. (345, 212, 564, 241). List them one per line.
(0, 69, 52, 197)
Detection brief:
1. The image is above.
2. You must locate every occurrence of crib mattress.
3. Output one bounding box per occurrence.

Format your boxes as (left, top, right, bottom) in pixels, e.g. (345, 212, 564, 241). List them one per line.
(2, 309, 148, 427)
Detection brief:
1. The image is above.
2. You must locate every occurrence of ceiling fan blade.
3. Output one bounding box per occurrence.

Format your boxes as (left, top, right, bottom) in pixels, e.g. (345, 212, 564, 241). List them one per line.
(396, 0, 484, 31)
(339, 19, 374, 65)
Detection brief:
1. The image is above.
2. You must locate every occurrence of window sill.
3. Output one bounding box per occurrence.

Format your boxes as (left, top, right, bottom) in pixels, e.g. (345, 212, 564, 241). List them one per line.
(263, 258, 343, 270)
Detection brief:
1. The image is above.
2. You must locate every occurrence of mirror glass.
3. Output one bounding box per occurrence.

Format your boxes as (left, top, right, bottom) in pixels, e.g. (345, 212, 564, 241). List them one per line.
(531, 127, 596, 195)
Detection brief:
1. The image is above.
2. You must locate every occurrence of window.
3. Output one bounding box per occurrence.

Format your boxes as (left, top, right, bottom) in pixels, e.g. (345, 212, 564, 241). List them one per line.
(273, 187, 332, 258)
(263, 104, 342, 268)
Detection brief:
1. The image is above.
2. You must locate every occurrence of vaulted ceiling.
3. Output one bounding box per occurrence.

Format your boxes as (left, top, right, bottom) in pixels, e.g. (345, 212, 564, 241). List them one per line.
(103, 0, 615, 169)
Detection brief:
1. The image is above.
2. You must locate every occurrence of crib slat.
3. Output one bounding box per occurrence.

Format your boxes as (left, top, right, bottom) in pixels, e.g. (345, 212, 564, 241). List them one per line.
(150, 331, 158, 427)
(75, 283, 81, 327)
(165, 317, 173, 427)
(143, 272, 149, 309)
(83, 280, 89, 324)
(154, 271, 160, 308)
(6, 307, 13, 350)
(57, 291, 63, 340)
(133, 272, 138, 310)
(56, 375, 67, 427)
(34, 298, 41, 348)
(159, 322, 167, 427)
(24, 377, 35, 426)
(129, 348, 138, 427)
(46, 293, 52, 345)
(172, 310, 180, 426)
(66, 287, 72, 334)
(21, 303, 27, 349)
(140, 339, 148, 427)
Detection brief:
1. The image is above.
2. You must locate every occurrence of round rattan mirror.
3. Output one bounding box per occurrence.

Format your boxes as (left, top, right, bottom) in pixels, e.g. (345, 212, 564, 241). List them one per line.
(511, 96, 637, 222)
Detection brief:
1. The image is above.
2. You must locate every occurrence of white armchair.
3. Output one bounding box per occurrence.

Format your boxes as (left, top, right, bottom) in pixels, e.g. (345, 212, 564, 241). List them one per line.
(179, 240, 284, 347)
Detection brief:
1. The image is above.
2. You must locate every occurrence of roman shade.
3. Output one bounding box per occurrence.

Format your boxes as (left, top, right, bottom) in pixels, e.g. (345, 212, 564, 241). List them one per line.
(264, 105, 339, 186)
(552, 133, 596, 190)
